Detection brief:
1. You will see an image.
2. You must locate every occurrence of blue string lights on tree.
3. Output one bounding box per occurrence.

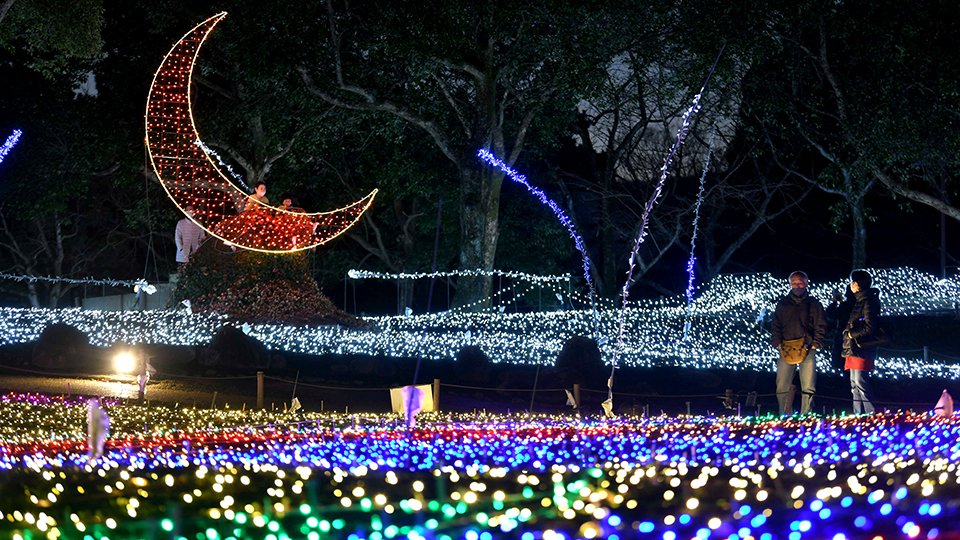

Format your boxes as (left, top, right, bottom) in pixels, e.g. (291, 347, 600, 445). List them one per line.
(477, 149, 599, 332)
(0, 129, 23, 166)
(682, 130, 716, 341)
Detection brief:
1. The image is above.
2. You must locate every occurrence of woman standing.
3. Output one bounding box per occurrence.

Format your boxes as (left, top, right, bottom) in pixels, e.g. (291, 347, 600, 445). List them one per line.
(842, 269, 881, 414)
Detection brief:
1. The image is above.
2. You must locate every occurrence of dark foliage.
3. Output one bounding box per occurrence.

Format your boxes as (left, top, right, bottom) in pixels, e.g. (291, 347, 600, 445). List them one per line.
(171, 241, 367, 327)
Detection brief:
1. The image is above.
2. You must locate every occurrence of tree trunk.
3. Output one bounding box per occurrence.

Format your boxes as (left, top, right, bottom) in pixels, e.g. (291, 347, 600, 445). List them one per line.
(599, 188, 617, 298)
(27, 282, 40, 308)
(850, 194, 867, 268)
(454, 165, 503, 309)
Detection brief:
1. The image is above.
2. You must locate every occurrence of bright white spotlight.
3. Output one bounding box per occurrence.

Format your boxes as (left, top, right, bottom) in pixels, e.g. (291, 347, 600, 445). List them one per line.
(113, 351, 138, 374)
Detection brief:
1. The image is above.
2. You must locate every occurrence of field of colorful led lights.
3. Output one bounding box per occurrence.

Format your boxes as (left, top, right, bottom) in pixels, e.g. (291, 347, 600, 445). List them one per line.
(1, 269, 959, 540)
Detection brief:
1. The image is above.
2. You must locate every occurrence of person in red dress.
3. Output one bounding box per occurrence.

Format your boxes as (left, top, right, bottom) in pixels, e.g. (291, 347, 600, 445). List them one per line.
(841, 269, 881, 414)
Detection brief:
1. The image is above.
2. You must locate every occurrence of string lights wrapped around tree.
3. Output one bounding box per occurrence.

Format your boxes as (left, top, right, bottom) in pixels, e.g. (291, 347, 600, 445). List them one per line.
(144, 12, 377, 253)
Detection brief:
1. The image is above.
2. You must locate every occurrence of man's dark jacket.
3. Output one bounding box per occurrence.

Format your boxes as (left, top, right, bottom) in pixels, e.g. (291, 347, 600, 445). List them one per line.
(771, 292, 827, 350)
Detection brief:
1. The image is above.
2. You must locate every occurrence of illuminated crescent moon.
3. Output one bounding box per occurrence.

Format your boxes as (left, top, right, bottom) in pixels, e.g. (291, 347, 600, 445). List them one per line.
(145, 12, 376, 253)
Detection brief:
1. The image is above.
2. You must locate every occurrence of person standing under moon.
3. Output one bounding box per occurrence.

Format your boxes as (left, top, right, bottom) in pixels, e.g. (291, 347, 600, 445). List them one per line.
(175, 204, 205, 267)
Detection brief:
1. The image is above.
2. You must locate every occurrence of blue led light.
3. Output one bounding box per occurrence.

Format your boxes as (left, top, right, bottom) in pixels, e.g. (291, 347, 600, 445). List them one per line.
(0, 129, 22, 166)
(881, 503, 893, 515)
(639, 521, 655, 533)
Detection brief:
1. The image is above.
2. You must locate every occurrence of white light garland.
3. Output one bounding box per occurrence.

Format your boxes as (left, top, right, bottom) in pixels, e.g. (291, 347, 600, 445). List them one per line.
(0, 273, 157, 294)
(0, 268, 958, 380)
(347, 268, 572, 283)
(194, 138, 251, 192)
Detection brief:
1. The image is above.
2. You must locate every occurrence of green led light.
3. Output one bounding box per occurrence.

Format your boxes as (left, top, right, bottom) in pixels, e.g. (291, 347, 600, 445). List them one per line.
(161, 519, 174, 532)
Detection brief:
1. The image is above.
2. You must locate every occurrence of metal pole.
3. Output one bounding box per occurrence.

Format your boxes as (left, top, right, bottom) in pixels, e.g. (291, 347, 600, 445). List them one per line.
(528, 365, 541, 416)
(256, 371, 264, 410)
(426, 197, 443, 312)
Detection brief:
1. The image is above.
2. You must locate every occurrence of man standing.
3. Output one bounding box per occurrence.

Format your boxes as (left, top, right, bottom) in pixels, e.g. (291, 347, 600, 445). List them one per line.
(175, 204, 205, 267)
(771, 270, 826, 415)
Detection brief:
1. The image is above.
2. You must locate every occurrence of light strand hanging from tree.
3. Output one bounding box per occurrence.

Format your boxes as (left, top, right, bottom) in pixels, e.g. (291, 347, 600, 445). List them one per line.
(0, 129, 23, 165)
(0, 273, 156, 294)
(477, 149, 599, 332)
(682, 130, 716, 341)
(193, 139, 251, 191)
(607, 46, 726, 416)
(347, 268, 572, 283)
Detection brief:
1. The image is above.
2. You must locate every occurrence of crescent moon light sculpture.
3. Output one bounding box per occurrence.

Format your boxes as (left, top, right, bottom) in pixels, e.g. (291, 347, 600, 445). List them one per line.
(145, 12, 377, 253)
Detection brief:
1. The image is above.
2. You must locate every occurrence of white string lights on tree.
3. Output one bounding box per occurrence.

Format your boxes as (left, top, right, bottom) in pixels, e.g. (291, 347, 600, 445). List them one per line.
(0, 268, 958, 381)
(682, 130, 715, 340)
